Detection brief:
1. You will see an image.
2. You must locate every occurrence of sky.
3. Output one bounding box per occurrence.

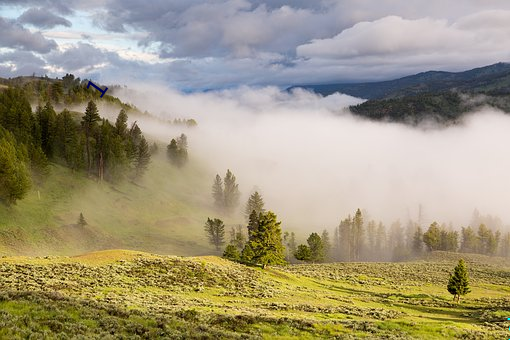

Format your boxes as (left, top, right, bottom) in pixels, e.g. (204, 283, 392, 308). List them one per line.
(1, 0, 510, 90)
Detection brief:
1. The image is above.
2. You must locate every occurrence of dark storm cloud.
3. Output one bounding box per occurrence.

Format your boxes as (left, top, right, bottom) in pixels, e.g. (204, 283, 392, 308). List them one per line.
(18, 7, 72, 29)
(0, 16, 57, 53)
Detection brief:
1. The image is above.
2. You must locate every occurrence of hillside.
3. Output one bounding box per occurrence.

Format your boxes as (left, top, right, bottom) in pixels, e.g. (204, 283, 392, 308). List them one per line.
(0, 152, 221, 256)
(290, 63, 510, 124)
(0, 249, 508, 338)
(290, 62, 510, 100)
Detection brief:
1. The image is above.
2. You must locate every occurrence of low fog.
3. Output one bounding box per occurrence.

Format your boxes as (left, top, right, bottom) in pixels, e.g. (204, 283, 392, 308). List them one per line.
(112, 85, 510, 231)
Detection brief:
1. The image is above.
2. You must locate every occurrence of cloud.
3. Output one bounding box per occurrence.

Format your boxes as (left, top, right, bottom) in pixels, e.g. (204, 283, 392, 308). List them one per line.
(47, 43, 109, 71)
(113, 85, 510, 231)
(0, 16, 57, 53)
(0, 50, 46, 76)
(296, 12, 510, 80)
(18, 7, 72, 29)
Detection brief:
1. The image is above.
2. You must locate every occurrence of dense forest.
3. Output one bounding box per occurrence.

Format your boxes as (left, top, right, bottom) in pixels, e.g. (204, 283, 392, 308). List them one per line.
(0, 76, 152, 206)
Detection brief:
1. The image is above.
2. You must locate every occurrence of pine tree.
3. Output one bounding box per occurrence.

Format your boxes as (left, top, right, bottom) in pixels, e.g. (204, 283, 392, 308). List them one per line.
(338, 216, 352, 261)
(240, 243, 255, 264)
(212, 174, 224, 210)
(460, 226, 478, 253)
(244, 191, 265, 220)
(81, 100, 100, 174)
(229, 225, 246, 251)
(294, 244, 312, 262)
(134, 136, 151, 180)
(78, 212, 87, 226)
(412, 226, 423, 254)
(0, 131, 31, 205)
(223, 244, 240, 262)
(223, 169, 240, 214)
(307, 232, 325, 263)
(352, 209, 364, 261)
(204, 218, 225, 251)
(447, 259, 471, 303)
(321, 230, 331, 262)
(245, 211, 286, 268)
(423, 222, 441, 251)
(115, 109, 128, 137)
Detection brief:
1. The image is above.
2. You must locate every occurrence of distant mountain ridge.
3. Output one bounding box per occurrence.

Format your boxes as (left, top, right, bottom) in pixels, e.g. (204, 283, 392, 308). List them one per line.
(290, 62, 510, 100)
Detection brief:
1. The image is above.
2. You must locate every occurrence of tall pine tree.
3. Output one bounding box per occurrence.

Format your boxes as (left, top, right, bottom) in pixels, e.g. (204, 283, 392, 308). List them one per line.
(81, 100, 100, 174)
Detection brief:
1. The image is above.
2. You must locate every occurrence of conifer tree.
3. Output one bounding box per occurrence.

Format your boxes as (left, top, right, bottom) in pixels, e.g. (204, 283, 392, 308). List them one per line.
(245, 191, 265, 220)
(294, 244, 312, 262)
(212, 174, 224, 210)
(307, 232, 325, 263)
(447, 259, 471, 303)
(134, 136, 151, 179)
(78, 212, 87, 226)
(423, 222, 441, 251)
(223, 244, 240, 262)
(321, 229, 331, 261)
(352, 209, 364, 261)
(81, 100, 100, 174)
(0, 131, 31, 205)
(204, 218, 225, 251)
(412, 226, 423, 254)
(244, 211, 285, 268)
(223, 169, 240, 214)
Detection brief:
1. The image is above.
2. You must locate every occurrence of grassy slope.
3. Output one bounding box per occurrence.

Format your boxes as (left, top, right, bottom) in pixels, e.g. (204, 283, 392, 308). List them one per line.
(0, 152, 224, 256)
(0, 250, 508, 339)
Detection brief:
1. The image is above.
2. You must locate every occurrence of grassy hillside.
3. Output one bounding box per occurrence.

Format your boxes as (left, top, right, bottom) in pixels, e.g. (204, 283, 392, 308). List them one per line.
(0, 250, 508, 338)
(0, 152, 225, 256)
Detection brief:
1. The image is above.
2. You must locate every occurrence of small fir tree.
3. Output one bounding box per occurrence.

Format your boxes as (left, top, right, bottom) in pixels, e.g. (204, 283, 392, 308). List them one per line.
(447, 259, 471, 303)
(78, 213, 87, 226)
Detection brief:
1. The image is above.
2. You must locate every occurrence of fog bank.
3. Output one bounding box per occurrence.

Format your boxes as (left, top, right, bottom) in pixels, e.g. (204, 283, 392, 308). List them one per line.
(114, 85, 510, 231)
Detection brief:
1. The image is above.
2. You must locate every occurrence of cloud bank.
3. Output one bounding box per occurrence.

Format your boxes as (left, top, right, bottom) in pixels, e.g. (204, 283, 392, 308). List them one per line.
(114, 86, 510, 231)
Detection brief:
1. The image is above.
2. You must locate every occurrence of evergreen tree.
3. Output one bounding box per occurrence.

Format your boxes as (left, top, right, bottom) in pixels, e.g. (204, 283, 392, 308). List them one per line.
(204, 218, 225, 251)
(223, 169, 240, 214)
(229, 225, 246, 251)
(307, 232, 325, 263)
(134, 136, 151, 180)
(247, 210, 259, 241)
(223, 244, 240, 262)
(366, 220, 377, 259)
(115, 109, 128, 137)
(352, 209, 364, 261)
(412, 226, 423, 254)
(244, 191, 265, 220)
(81, 100, 100, 174)
(338, 216, 352, 261)
(283, 231, 297, 262)
(500, 232, 510, 258)
(294, 244, 312, 262)
(36, 102, 57, 158)
(55, 109, 80, 168)
(245, 211, 286, 268)
(447, 259, 471, 303)
(78, 213, 87, 226)
(212, 174, 224, 211)
(166, 134, 188, 167)
(0, 131, 31, 205)
(375, 222, 387, 258)
(321, 229, 331, 262)
(460, 226, 478, 253)
(240, 243, 255, 264)
(423, 222, 441, 251)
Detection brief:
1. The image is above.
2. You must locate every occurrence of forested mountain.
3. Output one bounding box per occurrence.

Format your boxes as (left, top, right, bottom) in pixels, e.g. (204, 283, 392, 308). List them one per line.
(290, 62, 510, 99)
(290, 62, 510, 124)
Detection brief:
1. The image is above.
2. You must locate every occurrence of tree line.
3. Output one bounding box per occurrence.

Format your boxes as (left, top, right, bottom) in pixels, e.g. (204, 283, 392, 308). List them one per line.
(295, 209, 510, 263)
(0, 86, 152, 205)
